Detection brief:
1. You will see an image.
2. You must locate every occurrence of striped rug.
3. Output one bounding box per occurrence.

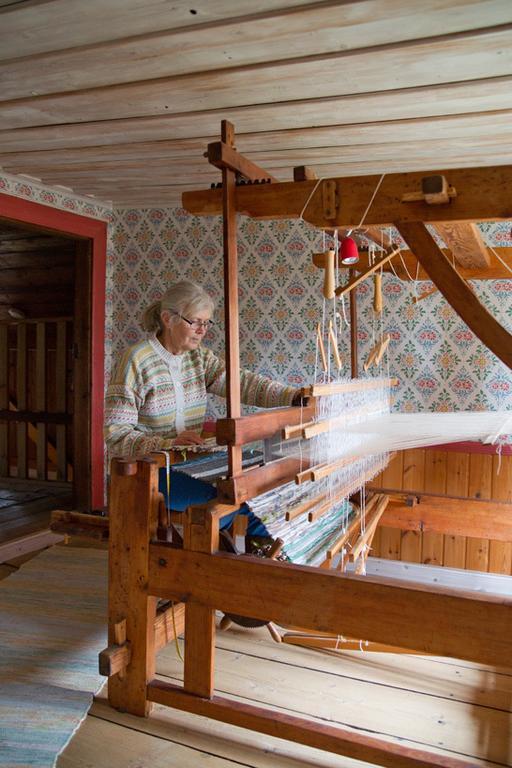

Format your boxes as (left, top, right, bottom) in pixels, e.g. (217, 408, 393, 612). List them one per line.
(0, 546, 108, 767)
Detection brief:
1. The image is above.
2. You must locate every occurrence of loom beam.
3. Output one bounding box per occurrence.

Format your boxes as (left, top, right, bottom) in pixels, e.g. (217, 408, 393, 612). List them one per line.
(182, 165, 512, 227)
(396, 221, 512, 370)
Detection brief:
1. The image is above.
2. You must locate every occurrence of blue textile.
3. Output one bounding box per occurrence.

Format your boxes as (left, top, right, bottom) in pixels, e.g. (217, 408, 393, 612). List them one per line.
(158, 466, 269, 536)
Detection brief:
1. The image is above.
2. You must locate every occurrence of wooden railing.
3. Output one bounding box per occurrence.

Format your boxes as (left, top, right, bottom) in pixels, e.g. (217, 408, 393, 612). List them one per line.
(0, 317, 73, 482)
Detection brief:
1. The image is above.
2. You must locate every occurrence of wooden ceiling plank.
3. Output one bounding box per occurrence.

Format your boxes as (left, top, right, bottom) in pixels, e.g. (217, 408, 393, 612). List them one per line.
(2, 1, 511, 100)
(1, 77, 512, 153)
(44, 150, 512, 207)
(0, 0, 318, 60)
(434, 222, 491, 269)
(3, 110, 512, 170)
(182, 165, 512, 226)
(4, 132, 512, 182)
(395, 221, 512, 369)
(1, 28, 512, 130)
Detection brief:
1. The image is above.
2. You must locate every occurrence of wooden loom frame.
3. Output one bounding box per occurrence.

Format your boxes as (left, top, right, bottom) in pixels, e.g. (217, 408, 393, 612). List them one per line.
(102, 122, 512, 768)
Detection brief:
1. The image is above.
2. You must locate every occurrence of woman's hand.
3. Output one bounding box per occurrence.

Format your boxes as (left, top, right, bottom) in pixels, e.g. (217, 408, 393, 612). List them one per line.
(171, 430, 206, 446)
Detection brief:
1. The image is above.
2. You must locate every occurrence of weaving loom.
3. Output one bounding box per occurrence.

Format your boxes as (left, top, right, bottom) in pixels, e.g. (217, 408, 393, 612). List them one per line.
(99, 122, 512, 768)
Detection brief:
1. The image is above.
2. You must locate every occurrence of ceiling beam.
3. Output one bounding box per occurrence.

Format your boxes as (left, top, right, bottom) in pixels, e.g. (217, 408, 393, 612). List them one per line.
(395, 220, 512, 370)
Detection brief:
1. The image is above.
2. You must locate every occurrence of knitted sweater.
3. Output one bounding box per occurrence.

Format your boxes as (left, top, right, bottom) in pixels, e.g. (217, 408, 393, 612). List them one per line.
(104, 336, 297, 457)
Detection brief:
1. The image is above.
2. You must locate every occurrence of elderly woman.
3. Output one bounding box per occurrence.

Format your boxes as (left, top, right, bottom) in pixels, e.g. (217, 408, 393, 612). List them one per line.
(104, 279, 301, 534)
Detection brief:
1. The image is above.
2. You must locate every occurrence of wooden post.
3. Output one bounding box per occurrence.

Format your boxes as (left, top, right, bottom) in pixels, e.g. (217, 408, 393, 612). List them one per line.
(183, 504, 220, 699)
(221, 120, 242, 478)
(349, 267, 358, 378)
(107, 457, 159, 716)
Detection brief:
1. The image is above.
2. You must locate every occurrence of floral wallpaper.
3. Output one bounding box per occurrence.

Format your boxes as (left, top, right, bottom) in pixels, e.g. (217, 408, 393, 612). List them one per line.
(107, 207, 512, 417)
(0, 170, 112, 222)
(1, 169, 510, 417)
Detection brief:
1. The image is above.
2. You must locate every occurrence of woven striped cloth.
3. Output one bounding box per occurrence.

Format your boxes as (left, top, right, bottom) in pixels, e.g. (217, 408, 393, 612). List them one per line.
(0, 546, 108, 768)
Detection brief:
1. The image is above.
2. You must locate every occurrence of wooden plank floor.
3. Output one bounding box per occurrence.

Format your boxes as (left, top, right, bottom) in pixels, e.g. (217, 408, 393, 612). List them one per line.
(58, 621, 512, 767)
(0, 479, 72, 544)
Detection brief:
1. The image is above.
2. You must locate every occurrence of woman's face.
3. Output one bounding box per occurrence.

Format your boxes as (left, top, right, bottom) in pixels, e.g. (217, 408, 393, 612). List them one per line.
(161, 307, 211, 354)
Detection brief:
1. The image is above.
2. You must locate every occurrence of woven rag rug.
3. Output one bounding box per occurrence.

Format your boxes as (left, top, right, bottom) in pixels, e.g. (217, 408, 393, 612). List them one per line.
(0, 546, 108, 768)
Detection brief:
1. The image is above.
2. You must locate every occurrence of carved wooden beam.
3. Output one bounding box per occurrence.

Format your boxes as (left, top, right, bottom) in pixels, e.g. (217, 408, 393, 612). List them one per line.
(182, 165, 512, 227)
(395, 221, 512, 370)
(434, 222, 490, 269)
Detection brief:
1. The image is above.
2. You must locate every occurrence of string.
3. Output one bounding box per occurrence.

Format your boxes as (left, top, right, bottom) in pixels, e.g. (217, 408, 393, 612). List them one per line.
(356, 173, 386, 230)
(486, 240, 512, 275)
(299, 178, 323, 221)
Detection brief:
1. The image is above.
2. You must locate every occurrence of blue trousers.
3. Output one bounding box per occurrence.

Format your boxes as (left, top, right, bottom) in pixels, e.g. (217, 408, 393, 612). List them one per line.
(158, 467, 268, 536)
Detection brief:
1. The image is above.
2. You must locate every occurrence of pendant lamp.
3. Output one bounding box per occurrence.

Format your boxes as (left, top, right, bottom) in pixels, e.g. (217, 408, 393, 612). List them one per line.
(339, 236, 359, 266)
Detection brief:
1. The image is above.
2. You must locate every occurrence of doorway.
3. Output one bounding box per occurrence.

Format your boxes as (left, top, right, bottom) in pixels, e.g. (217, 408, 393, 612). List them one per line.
(0, 192, 107, 549)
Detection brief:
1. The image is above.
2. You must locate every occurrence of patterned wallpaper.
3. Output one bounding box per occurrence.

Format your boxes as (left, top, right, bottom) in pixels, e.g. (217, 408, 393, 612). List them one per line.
(1, 170, 510, 416)
(107, 207, 512, 417)
(0, 170, 112, 222)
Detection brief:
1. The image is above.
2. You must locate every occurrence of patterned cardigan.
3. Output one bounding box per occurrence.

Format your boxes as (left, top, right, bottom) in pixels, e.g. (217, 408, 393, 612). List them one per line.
(104, 336, 297, 457)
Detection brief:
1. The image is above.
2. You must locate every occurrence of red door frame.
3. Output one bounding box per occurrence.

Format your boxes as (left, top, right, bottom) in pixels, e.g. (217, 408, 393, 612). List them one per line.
(0, 192, 107, 508)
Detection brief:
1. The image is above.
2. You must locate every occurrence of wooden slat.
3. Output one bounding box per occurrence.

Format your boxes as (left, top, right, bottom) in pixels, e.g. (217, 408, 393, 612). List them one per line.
(3, 28, 512, 131)
(378, 527, 401, 561)
(488, 540, 512, 575)
(3, 2, 511, 101)
(217, 457, 303, 505)
(2, 78, 512, 155)
(424, 450, 447, 494)
(396, 221, 512, 369)
(421, 532, 444, 567)
(400, 530, 422, 564)
(381, 451, 404, 490)
(148, 680, 474, 768)
(5, 111, 512, 170)
(35, 322, 46, 479)
(465, 537, 489, 573)
(380, 496, 512, 542)
(443, 535, 466, 570)
(443, 453, 469, 568)
(446, 452, 469, 496)
(0, 0, 317, 59)
(491, 452, 512, 503)
(402, 449, 425, 492)
(0, 324, 7, 476)
(216, 403, 314, 445)
(15, 323, 27, 479)
(73, 240, 91, 509)
(55, 320, 67, 480)
(149, 545, 512, 665)
(468, 453, 493, 500)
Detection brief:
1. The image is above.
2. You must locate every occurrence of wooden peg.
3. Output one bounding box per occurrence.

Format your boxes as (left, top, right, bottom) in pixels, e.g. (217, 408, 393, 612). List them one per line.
(401, 174, 457, 205)
(374, 333, 391, 365)
(363, 341, 379, 372)
(328, 320, 342, 370)
(316, 322, 328, 372)
(373, 272, 383, 313)
(412, 285, 438, 303)
(312, 250, 335, 299)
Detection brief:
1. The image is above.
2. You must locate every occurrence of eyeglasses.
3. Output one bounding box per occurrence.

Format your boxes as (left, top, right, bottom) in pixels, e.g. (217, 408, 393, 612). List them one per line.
(171, 310, 213, 331)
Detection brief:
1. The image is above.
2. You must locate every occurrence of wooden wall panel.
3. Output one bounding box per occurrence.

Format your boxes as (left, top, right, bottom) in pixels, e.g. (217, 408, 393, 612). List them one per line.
(371, 447, 512, 576)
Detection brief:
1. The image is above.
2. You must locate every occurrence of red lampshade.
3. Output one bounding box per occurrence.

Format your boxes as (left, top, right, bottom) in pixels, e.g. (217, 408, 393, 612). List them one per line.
(339, 236, 359, 265)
